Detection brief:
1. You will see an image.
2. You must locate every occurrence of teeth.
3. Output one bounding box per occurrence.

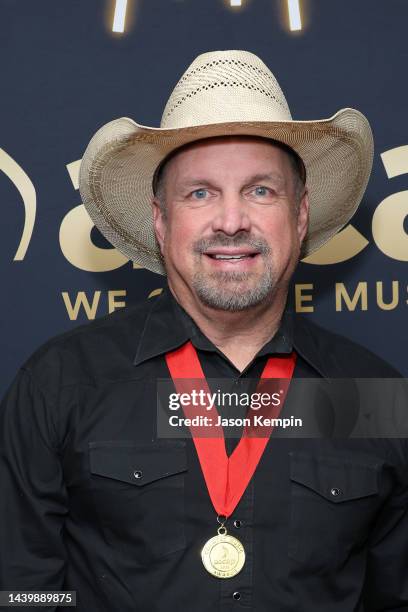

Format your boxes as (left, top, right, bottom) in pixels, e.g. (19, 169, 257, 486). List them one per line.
(212, 254, 248, 260)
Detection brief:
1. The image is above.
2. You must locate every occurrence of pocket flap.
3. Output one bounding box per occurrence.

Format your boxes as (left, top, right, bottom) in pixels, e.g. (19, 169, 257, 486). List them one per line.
(89, 440, 187, 486)
(289, 451, 379, 502)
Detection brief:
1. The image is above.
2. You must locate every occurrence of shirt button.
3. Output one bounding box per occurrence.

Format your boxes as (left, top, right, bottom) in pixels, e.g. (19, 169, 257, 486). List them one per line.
(133, 470, 143, 479)
(233, 519, 243, 528)
(232, 592, 241, 601)
(330, 487, 341, 497)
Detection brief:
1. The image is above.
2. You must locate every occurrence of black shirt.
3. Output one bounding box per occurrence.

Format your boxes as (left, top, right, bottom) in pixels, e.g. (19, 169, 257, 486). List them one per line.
(0, 286, 407, 611)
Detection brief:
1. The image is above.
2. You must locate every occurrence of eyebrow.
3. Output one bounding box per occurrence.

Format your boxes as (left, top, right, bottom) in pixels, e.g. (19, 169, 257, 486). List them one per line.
(244, 173, 286, 188)
(178, 173, 286, 190)
(178, 179, 216, 190)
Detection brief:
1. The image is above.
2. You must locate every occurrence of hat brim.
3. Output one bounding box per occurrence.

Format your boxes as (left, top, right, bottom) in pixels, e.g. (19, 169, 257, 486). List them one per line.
(79, 109, 373, 275)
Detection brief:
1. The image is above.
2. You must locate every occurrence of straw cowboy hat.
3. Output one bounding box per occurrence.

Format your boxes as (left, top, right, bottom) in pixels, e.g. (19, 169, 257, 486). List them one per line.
(78, 49, 373, 275)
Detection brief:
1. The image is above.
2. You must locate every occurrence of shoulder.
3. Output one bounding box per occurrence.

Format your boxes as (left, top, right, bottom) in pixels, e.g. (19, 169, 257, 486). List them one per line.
(20, 297, 154, 395)
(294, 315, 401, 377)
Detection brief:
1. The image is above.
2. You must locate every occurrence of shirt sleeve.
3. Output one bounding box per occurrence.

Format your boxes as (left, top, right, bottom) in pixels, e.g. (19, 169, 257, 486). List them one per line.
(0, 367, 68, 599)
(362, 444, 408, 611)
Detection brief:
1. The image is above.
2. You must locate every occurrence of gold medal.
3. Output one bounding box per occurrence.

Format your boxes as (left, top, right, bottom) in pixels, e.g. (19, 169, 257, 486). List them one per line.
(201, 520, 245, 579)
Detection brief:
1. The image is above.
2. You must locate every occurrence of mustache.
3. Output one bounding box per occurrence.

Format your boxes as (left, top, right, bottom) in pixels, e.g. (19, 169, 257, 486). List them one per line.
(193, 232, 271, 255)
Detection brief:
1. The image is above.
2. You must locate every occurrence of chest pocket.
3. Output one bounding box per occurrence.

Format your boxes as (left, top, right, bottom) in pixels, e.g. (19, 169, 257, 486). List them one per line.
(288, 451, 382, 571)
(88, 440, 187, 564)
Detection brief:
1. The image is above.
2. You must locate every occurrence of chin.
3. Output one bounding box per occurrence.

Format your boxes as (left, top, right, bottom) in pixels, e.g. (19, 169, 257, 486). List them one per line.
(193, 277, 276, 312)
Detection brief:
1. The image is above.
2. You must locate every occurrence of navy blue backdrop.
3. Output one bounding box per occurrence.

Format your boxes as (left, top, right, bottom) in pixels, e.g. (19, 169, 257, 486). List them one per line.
(1, 0, 408, 396)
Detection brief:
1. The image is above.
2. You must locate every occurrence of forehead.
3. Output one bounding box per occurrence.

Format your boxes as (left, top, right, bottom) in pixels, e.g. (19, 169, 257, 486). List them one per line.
(170, 136, 291, 172)
(156, 136, 296, 191)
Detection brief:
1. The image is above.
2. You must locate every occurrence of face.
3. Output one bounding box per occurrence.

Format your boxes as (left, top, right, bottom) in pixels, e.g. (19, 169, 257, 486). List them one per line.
(153, 137, 309, 312)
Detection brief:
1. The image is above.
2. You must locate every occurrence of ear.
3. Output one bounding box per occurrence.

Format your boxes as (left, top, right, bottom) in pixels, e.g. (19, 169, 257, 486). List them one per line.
(297, 188, 310, 244)
(152, 198, 166, 255)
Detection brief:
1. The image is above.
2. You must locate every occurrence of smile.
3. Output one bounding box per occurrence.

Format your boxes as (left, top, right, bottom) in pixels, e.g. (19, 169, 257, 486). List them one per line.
(207, 254, 257, 260)
(202, 251, 261, 269)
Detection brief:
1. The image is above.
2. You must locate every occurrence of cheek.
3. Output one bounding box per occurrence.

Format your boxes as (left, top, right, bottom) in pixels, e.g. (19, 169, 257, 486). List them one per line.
(261, 212, 298, 246)
(175, 205, 213, 236)
(259, 215, 300, 270)
(163, 215, 200, 262)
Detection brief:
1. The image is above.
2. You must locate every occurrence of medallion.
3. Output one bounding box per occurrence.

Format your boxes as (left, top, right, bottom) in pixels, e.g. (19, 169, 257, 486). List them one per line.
(201, 533, 245, 578)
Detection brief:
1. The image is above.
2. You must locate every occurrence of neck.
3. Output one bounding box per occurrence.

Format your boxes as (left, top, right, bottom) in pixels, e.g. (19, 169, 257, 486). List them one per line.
(168, 282, 289, 372)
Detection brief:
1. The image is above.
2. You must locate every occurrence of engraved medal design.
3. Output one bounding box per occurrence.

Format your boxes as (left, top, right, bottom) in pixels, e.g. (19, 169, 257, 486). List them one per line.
(201, 518, 245, 578)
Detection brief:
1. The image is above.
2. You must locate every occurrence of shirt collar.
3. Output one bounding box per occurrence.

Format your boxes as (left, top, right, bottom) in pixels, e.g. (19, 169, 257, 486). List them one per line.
(133, 286, 189, 366)
(133, 284, 325, 376)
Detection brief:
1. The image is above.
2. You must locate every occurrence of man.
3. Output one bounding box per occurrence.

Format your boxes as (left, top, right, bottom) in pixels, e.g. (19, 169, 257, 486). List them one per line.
(0, 50, 407, 611)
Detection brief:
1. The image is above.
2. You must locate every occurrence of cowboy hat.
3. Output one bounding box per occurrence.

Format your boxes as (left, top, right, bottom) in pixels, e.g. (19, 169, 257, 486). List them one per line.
(78, 49, 373, 275)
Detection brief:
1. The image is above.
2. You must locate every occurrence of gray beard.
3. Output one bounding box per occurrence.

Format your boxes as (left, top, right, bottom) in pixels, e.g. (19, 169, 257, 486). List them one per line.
(192, 263, 275, 312)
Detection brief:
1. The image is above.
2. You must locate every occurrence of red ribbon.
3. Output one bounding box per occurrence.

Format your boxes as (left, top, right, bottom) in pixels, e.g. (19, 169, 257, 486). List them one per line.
(166, 341, 296, 518)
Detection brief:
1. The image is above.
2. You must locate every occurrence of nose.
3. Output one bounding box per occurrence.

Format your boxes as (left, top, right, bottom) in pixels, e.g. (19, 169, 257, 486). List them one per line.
(211, 192, 251, 235)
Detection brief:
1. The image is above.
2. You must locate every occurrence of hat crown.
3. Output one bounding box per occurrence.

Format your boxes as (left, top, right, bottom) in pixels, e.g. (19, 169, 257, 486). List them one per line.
(161, 50, 292, 129)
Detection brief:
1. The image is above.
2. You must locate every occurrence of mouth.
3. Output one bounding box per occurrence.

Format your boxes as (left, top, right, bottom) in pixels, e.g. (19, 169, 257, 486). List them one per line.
(204, 249, 260, 261)
(201, 249, 261, 271)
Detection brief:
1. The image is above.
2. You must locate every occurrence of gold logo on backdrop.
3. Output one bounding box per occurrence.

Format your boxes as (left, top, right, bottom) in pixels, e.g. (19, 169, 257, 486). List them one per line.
(373, 145, 408, 261)
(0, 148, 36, 260)
(3, 147, 408, 271)
(59, 160, 142, 272)
(302, 145, 408, 265)
(56, 145, 408, 319)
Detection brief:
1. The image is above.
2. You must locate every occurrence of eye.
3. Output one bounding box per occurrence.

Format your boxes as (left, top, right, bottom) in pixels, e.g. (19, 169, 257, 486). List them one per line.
(191, 188, 208, 200)
(252, 186, 270, 197)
